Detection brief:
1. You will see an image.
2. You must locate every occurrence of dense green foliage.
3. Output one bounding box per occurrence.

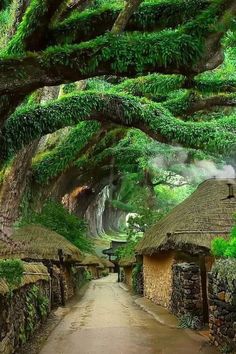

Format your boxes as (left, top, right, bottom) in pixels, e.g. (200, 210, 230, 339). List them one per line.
(0, 0, 236, 263)
(20, 201, 94, 253)
(212, 219, 236, 258)
(25, 285, 49, 338)
(5, 89, 236, 159)
(33, 121, 100, 184)
(0, 0, 235, 159)
(0, 259, 24, 289)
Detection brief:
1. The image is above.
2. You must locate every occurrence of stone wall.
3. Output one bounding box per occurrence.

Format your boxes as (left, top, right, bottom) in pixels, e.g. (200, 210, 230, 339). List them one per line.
(143, 252, 174, 308)
(62, 266, 75, 301)
(123, 267, 132, 288)
(208, 259, 236, 351)
(51, 265, 61, 307)
(51, 265, 87, 306)
(0, 280, 50, 354)
(171, 263, 203, 324)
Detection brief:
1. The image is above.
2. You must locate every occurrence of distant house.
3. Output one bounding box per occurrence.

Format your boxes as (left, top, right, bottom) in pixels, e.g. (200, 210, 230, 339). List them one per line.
(0, 225, 84, 306)
(103, 240, 127, 272)
(119, 255, 136, 289)
(136, 178, 236, 325)
(80, 253, 114, 278)
(103, 240, 127, 259)
(100, 257, 115, 274)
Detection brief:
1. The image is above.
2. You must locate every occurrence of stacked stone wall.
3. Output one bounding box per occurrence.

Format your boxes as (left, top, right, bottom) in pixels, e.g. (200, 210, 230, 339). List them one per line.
(171, 263, 203, 324)
(0, 280, 50, 354)
(123, 267, 132, 288)
(51, 265, 61, 307)
(62, 267, 75, 301)
(208, 261, 236, 351)
(143, 253, 174, 308)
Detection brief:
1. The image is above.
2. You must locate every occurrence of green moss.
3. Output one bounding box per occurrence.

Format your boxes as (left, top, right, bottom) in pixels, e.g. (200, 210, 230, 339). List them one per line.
(52, 0, 208, 45)
(0, 259, 24, 289)
(33, 121, 100, 184)
(4, 90, 236, 157)
(41, 30, 203, 75)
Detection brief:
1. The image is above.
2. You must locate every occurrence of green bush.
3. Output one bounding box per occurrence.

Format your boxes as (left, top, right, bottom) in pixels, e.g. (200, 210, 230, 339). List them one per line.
(101, 270, 109, 277)
(178, 313, 202, 330)
(0, 259, 24, 289)
(20, 200, 94, 253)
(85, 270, 92, 281)
(212, 215, 236, 259)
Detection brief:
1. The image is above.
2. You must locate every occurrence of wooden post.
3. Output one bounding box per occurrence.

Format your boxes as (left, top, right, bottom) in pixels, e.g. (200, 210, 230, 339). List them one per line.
(58, 249, 65, 306)
(199, 256, 209, 323)
(118, 265, 121, 282)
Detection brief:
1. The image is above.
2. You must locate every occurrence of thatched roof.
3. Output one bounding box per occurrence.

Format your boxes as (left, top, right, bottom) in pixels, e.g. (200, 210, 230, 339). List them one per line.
(137, 179, 236, 255)
(101, 258, 115, 268)
(0, 225, 83, 263)
(0, 262, 49, 295)
(119, 255, 136, 267)
(80, 253, 103, 267)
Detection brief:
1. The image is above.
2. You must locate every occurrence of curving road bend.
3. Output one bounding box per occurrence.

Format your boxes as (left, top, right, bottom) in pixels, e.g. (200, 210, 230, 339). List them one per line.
(39, 274, 218, 354)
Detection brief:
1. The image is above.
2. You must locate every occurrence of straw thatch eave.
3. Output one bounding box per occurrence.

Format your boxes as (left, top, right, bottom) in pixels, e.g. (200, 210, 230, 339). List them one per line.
(100, 258, 115, 268)
(119, 255, 136, 267)
(80, 253, 104, 268)
(136, 178, 236, 255)
(0, 225, 83, 263)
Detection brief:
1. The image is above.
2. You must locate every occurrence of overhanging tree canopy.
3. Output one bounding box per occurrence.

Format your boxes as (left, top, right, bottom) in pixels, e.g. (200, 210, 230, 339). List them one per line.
(0, 0, 236, 144)
(0, 0, 236, 240)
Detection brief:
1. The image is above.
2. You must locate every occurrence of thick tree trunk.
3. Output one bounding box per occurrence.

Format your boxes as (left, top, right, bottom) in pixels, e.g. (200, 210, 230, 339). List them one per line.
(0, 86, 60, 242)
(0, 141, 38, 241)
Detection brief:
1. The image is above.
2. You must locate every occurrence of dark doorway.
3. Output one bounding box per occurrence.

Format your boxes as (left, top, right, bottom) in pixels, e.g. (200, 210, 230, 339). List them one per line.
(200, 257, 209, 324)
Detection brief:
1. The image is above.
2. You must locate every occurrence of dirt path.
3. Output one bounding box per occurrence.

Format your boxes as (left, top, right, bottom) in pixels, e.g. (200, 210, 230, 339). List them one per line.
(39, 274, 218, 354)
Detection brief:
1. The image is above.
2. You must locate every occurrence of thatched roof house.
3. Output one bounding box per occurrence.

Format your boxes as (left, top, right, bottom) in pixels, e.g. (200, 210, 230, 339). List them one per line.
(80, 254, 115, 278)
(119, 255, 136, 288)
(137, 178, 236, 256)
(80, 253, 103, 267)
(102, 240, 127, 258)
(80, 253, 104, 279)
(100, 258, 115, 270)
(136, 178, 236, 324)
(0, 225, 83, 263)
(119, 255, 136, 267)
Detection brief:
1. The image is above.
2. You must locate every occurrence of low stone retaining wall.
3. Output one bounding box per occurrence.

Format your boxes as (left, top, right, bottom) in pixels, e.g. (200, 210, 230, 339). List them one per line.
(171, 263, 203, 323)
(208, 259, 236, 351)
(0, 263, 50, 354)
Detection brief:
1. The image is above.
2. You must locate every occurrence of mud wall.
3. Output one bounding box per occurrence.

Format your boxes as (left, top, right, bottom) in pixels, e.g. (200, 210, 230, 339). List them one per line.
(0, 280, 50, 354)
(143, 252, 174, 308)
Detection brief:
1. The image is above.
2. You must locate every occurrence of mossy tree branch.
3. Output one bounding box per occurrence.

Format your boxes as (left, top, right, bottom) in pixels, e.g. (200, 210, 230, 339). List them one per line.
(3, 91, 236, 158)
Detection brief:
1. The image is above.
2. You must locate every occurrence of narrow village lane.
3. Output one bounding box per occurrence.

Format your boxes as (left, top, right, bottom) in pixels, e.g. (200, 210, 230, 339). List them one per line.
(39, 274, 218, 354)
